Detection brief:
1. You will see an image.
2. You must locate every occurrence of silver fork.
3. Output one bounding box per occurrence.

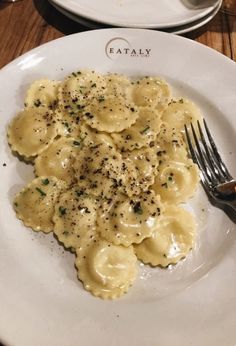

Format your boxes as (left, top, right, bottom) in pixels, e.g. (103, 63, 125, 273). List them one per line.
(184, 119, 236, 214)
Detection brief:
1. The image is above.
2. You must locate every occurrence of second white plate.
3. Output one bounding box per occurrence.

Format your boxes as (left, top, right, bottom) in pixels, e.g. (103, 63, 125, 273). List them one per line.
(50, 0, 221, 28)
(50, 0, 222, 35)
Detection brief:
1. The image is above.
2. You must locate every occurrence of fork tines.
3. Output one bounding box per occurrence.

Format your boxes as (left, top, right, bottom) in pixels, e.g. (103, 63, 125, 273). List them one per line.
(184, 119, 233, 190)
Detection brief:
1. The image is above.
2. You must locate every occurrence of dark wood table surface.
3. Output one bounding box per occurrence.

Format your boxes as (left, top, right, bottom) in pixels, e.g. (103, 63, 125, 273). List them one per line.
(0, 0, 236, 70)
(0, 1, 235, 345)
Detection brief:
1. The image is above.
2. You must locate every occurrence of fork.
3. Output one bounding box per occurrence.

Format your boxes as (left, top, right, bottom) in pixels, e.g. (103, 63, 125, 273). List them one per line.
(184, 119, 236, 214)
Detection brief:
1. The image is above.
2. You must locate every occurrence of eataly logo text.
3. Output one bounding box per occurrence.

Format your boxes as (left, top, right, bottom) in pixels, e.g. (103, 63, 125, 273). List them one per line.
(105, 37, 151, 59)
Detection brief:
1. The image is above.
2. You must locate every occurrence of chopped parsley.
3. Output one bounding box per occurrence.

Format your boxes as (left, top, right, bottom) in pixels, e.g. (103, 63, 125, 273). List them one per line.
(62, 230, 69, 236)
(140, 126, 150, 135)
(73, 140, 80, 147)
(98, 95, 105, 102)
(42, 178, 49, 185)
(133, 201, 143, 215)
(36, 187, 46, 197)
(59, 206, 67, 216)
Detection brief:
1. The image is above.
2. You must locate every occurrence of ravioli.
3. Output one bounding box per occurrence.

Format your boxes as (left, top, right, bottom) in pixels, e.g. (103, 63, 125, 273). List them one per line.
(8, 70, 202, 300)
(35, 137, 81, 184)
(55, 106, 82, 138)
(122, 147, 159, 193)
(111, 107, 162, 151)
(7, 107, 58, 158)
(58, 70, 107, 115)
(53, 187, 98, 249)
(132, 77, 170, 111)
(13, 177, 67, 233)
(97, 191, 163, 247)
(73, 142, 126, 197)
(162, 98, 203, 133)
(134, 205, 196, 266)
(79, 123, 115, 148)
(156, 122, 188, 159)
(83, 95, 139, 133)
(152, 159, 199, 203)
(105, 73, 132, 100)
(25, 79, 60, 109)
(75, 233, 138, 299)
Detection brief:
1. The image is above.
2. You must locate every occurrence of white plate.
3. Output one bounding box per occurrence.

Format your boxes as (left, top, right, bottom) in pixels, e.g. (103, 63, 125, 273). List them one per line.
(50, 0, 222, 34)
(0, 29, 236, 346)
(50, 0, 220, 28)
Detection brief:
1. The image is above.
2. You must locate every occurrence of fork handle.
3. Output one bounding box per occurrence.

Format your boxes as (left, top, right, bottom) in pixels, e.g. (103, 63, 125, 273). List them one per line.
(226, 200, 236, 213)
(216, 181, 236, 213)
(216, 181, 236, 196)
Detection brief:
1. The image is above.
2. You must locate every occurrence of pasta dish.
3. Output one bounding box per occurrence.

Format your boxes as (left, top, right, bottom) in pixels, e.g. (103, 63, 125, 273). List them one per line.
(7, 70, 201, 299)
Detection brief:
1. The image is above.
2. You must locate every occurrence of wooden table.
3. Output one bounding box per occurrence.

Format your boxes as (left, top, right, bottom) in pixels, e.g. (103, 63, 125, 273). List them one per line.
(0, 0, 235, 69)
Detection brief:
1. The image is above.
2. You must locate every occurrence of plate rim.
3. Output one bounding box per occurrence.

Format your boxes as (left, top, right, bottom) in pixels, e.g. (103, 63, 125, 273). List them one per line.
(1, 27, 235, 72)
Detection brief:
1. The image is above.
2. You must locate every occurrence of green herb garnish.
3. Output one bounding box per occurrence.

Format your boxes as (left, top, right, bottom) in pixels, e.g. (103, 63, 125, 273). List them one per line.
(59, 206, 67, 216)
(36, 187, 46, 197)
(42, 178, 49, 185)
(133, 202, 143, 215)
(73, 140, 80, 147)
(62, 230, 69, 236)
(140, 126, 150, 135)
(98, 95, 105, 102)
